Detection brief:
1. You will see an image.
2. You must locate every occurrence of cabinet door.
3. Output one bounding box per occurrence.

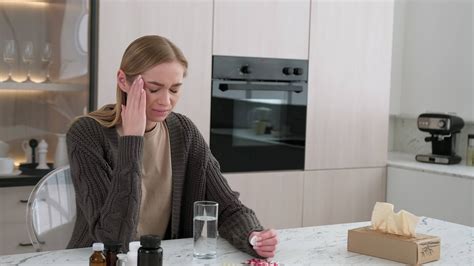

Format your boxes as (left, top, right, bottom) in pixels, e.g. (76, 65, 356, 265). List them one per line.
(387, 167, 473, 227)
(213, 0, 310, 59)
(98, 0, 213, 141)
(224, 171, 304, 229)
(305, 1, 394, 170)
(0, 186, 34, 255)
(302, 168, 386, 227)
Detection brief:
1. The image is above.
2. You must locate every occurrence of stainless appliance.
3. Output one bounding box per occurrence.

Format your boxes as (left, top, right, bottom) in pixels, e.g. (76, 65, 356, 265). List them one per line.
(210, 56, 308, 172)
(416, 113, 464, 164)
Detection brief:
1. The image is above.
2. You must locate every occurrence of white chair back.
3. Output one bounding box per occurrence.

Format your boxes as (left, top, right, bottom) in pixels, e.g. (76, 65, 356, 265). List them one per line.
(26, 166, 76, 252)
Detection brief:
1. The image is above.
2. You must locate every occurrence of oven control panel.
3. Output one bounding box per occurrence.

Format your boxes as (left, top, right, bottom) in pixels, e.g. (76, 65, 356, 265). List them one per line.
(213, 55, 308, 81)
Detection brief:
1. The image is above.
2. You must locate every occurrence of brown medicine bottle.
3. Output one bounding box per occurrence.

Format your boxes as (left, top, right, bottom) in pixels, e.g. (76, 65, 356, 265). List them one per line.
(90, 242, 106, 266)
(104, 242, 122, 266)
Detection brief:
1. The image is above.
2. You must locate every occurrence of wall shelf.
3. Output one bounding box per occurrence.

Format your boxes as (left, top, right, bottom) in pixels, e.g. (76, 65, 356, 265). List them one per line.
(0, 81, 85, 92)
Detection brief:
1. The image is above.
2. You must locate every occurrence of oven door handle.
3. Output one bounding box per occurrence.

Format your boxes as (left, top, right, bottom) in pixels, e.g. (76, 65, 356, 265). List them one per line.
(214, 80, 306, 93)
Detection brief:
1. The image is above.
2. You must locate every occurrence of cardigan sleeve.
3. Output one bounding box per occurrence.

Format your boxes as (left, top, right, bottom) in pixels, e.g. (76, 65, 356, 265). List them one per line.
(66, 117, 142, 249)
(181, 115, 264, 258)
(205, 153, 265, 258)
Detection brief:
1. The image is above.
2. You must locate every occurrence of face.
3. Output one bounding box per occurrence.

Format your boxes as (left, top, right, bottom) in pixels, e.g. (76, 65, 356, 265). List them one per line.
(141, 61, 184, 122)
(119, 61, 185, 123)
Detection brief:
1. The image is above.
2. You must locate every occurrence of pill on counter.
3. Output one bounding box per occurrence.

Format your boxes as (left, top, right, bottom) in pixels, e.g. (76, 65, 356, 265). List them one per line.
(245, 258, 278, 266)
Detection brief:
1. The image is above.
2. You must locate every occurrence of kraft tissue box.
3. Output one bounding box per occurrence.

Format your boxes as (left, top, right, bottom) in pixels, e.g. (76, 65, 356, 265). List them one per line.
(347, 226, 440, 265)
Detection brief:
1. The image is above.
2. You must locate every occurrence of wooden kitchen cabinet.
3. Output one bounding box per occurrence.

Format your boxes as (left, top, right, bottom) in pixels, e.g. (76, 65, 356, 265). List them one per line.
(0, 186, 34, 255)
(305, 0, 394, 170)
(98, 0, 213, 141)
(224, 171, 304, 229)
(213, 0, 310, 59)
(387, 166, 473, 227)
(302, 167, 386, 227)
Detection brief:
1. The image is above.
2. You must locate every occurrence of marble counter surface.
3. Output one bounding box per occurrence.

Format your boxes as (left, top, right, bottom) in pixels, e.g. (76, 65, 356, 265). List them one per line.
(388, 151, 474, 179)
(0, 217, 472, 265)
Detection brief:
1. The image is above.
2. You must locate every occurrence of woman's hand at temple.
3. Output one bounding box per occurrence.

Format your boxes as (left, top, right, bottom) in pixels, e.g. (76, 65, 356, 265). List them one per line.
(249, 229, 278, 258)
(122, 75, 147, 136)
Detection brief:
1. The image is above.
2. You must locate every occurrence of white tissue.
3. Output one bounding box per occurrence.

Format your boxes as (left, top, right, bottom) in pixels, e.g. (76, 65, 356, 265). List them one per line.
(371, 202, 419, 237)
(250, 235, 258, 246)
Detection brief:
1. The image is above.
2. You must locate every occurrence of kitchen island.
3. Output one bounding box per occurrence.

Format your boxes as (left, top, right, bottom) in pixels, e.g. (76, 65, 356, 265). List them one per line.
(0, 217, 471, 265)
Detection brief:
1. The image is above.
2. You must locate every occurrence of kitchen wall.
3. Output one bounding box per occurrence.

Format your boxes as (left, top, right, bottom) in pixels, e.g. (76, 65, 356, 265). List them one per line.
(388, 116, 474, 160)
(390, 0, 472, 121)
(389, 0, 473, 158)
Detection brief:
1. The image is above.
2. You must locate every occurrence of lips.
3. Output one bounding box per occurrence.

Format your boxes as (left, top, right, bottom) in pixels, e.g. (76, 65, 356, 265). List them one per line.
(151, 109, 169, 116)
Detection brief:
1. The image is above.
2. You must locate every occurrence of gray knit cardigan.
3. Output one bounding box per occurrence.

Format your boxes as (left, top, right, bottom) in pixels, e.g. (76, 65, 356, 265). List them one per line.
(66, 112, 263, 256)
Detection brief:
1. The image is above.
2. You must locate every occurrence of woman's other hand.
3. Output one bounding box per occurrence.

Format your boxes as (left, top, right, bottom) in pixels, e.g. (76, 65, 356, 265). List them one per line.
(249, 229, 278, 258)
(122, 75, 146, 136)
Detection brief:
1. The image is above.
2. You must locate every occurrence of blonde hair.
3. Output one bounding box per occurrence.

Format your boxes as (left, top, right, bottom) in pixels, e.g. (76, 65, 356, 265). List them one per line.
(86, 35, 188, 127)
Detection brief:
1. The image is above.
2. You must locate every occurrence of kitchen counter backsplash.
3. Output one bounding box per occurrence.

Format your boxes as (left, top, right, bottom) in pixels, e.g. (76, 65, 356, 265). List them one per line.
(388, 115, 474, 162)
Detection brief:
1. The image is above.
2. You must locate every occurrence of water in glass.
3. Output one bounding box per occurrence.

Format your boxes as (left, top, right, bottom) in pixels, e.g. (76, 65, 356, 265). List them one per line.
(193, 201, 218, 259)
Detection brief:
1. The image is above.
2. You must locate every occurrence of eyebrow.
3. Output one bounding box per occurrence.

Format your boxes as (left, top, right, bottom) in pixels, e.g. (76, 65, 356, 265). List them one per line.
(144, 80, 182, 87)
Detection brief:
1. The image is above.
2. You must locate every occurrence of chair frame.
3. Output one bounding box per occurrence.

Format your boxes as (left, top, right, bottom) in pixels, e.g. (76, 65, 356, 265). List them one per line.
(26, 165, 73, 252)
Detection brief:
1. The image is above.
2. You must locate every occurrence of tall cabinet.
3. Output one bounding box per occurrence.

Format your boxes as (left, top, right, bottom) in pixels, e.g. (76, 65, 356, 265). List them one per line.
(0, 0, 97, 255)
(302, 0, 393, 226)
(215, 0, 393, 229)
(213, 0, 311, 229)
(305, 0, 393, 170)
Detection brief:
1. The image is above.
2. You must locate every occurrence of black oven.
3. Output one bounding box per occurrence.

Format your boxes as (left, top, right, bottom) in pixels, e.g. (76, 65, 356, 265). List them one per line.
(210, 56, 308, 173)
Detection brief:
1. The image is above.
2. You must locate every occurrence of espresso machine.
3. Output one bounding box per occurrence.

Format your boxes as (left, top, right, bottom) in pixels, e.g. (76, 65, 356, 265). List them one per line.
(416, 113, 464, 164)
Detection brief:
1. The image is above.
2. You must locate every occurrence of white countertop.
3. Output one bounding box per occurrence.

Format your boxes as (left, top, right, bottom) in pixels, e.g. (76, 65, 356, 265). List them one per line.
(388, 151, 474, 180)
(0, 217, 471, 265)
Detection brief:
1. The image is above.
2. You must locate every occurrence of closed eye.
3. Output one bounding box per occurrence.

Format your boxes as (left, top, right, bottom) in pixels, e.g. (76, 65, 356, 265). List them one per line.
(144, 80, 182, 94)
(147, 87, 160, 93)
(170, 85, 181, 94)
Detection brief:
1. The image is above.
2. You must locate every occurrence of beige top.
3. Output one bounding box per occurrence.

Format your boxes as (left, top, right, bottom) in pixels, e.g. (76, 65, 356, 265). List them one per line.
(117, 122, 173, 239)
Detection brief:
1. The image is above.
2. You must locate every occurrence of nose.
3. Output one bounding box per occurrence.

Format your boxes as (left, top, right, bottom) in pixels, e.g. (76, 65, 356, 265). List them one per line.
(156, 90, 171, 106)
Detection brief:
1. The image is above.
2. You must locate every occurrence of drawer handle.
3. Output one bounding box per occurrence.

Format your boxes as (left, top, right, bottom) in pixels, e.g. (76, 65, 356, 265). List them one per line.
(19, 199, 28, 203)
(18, 242, 33, 247)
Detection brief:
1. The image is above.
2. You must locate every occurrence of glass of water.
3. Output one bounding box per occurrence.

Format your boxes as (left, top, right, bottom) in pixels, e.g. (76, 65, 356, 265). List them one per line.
(193, 201, 218, 259)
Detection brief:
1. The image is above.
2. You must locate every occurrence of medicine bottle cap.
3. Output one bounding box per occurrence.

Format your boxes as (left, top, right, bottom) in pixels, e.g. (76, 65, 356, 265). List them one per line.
(128, 241, 141, 252)
(92, 242, 104, 251)
(140, 235, 161, 249)
(104, 241, 122, 252)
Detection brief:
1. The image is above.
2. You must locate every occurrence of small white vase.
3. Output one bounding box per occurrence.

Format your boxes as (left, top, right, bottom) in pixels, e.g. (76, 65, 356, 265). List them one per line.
(37, 139, 49, 169)
(21, 140, 32, 163)
(0, 140, 9, 157)
(54, 134, 68, 168)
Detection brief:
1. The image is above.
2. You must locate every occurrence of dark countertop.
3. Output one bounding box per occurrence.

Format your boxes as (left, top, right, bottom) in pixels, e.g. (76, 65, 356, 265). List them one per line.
(0, 174, 43, 187)
(0, 164, 55, 187)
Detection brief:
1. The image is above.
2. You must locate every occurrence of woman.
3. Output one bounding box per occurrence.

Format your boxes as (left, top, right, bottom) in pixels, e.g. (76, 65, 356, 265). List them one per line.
(66, 35, 278, 258)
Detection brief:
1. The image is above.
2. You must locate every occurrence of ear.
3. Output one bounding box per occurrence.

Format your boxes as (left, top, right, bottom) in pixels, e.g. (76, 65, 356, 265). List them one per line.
(117, 69, 129, 92)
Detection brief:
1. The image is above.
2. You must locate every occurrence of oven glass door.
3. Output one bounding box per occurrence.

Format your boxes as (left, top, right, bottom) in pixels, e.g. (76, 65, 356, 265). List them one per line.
(210, 80, 307, 173)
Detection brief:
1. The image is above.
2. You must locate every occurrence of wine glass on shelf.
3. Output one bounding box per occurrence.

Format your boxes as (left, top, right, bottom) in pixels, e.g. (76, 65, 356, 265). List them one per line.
(22, 41, 34, 82)
(41, 42, 52, 82)
(3, 40, 17, 82)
